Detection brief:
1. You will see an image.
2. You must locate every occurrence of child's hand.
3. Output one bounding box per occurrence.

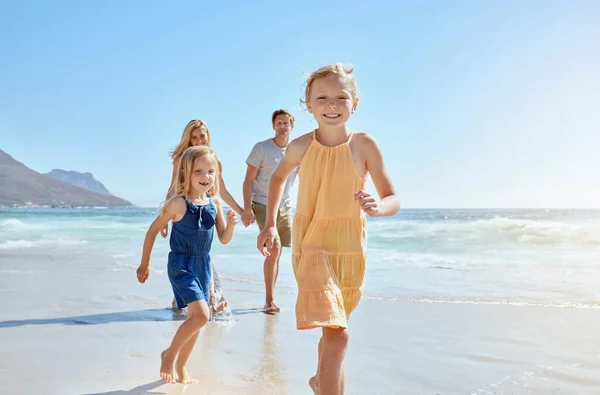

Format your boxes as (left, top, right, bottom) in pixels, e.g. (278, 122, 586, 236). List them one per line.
(136, 264, 150, 283)
(354, 190, 379, 217)
(226, 210, 239, 226)
(160, 224, 169, 238)
(257, 226, 278, 257)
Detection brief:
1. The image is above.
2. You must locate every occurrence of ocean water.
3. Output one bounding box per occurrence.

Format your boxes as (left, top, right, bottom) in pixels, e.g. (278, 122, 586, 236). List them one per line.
(1, 207, 599, 309)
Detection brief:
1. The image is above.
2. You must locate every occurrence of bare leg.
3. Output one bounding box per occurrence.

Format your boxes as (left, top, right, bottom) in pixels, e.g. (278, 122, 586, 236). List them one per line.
(309, 336, 324, 393)
(160, 300, 210, 383)
(263, 240, 281, 312)
(274, 254, 281, 292)
(175, 331, 200, 384)
(317, 327, 349, 395)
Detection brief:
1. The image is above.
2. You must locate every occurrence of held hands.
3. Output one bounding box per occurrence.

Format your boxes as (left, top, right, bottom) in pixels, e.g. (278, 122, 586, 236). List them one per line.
(227, 209, 239, 226)
(257, 226, 278, 257)
(136, 264, 150, 283)
(241, 209, 256, 227)
(355, 190, 380, 217)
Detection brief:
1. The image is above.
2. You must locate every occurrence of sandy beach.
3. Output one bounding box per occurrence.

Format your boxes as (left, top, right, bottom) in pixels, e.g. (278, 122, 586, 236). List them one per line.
(2, 0, 600, 392)
(2, 249, 600, 395)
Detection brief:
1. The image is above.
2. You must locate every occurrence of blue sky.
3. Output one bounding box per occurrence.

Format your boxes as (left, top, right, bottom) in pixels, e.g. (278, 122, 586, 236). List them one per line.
(1, 1, 599, 208)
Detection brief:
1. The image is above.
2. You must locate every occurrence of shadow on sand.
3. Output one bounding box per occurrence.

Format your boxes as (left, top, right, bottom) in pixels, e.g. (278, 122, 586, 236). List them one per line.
(0, 307, 267, 328)
(80, 379, 165, 395)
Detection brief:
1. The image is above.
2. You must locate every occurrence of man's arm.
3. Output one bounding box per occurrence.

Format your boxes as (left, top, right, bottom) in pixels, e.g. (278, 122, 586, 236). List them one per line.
(242, 164, 259, 211)
(242, 143, 263, 226)
(264, 141, 303, 226)
(256, 137, 307, 255)
(241, 165, 259, 226)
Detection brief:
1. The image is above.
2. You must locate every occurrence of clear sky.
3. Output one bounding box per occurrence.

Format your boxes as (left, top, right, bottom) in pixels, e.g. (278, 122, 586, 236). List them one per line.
(1, 1, 598, 208)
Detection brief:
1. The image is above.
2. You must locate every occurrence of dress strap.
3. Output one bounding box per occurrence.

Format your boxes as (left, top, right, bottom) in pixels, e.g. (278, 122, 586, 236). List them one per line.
(346, 132, 354, 144)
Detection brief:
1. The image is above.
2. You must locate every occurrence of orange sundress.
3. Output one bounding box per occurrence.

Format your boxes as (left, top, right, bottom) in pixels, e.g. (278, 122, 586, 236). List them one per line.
(292, 130, 367, 330)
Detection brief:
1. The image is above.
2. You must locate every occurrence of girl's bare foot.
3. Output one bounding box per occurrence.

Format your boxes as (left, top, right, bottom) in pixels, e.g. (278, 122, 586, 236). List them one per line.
(160, 350, 176, 384)
(175, 362, 196, 384)
(309, 376, 319, 394)
(264, 301, 280, 313)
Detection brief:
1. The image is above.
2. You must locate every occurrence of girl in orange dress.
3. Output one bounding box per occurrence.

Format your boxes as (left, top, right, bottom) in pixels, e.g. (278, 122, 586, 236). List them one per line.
(257, 63, 401, 394)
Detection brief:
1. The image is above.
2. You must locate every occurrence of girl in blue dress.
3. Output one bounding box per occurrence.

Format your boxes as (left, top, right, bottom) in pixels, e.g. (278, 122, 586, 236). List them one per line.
(137, 145, 238, 384)
(163, 119, 250, 314)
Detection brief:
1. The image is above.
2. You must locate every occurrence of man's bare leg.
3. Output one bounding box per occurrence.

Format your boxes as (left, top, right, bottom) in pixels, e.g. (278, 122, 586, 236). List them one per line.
(264, 240, 281, 312)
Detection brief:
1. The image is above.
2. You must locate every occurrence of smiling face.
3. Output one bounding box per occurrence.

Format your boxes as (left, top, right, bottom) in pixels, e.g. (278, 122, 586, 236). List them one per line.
(189, 127, 209, 146)
(189, 156, 217, 196)
(306, 73, 358, 127)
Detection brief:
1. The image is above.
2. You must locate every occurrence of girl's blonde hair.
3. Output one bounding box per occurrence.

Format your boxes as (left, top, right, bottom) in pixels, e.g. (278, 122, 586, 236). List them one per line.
(161, 146, 220, 215)
(301, 62, 358, 106)
(170, 120, 211, 161)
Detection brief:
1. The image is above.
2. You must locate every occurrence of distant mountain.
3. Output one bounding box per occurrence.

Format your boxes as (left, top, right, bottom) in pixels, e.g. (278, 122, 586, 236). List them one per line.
(45, 169, 111, 195)
(0, 149, 132, 207)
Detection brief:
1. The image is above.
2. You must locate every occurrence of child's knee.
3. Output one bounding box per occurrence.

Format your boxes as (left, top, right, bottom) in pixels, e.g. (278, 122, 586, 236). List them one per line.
(323, 327, 349, 351)
(187, 301, 210, 328)
(188, 311, 209, 328)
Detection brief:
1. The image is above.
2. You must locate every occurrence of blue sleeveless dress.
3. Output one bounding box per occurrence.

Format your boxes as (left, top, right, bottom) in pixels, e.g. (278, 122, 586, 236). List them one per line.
(168, 198, 216, 309)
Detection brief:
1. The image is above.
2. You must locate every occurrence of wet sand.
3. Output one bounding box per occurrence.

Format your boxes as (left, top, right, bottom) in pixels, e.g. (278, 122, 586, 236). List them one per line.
(1, 255, 600, 394)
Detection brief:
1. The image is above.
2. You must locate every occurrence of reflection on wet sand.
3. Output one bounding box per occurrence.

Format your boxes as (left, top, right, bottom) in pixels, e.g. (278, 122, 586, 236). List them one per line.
(243, 314, 289, 394)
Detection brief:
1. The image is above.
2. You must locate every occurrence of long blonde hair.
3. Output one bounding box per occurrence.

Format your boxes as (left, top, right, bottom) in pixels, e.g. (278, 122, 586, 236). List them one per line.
(161, 146, 220, 216)
(170, 120, 212, 161)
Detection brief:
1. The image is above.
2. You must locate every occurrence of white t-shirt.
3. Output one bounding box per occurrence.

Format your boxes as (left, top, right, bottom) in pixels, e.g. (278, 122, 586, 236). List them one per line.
(246, 138, 298, 208)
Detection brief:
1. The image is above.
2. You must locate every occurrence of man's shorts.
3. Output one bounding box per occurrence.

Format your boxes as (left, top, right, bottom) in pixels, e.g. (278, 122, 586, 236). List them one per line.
(251, 201, 293, 247)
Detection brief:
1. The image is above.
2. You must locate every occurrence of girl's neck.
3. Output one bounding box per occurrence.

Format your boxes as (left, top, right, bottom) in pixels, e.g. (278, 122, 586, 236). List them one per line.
(186, 192, 209, 205)
(315, 124, 351, 147)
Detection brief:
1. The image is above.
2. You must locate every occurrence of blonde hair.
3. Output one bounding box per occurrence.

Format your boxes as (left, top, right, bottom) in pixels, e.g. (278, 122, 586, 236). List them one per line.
(301, 62, 358, 106)
(170, 120, 211, 161)
(161, 146, 220, 215)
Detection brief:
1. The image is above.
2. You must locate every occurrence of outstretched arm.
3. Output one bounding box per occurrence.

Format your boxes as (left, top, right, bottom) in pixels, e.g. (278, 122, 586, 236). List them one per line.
(256, 138, 305, 255)
(137, 198, 185, 283)
(242, 165, 259, 226)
